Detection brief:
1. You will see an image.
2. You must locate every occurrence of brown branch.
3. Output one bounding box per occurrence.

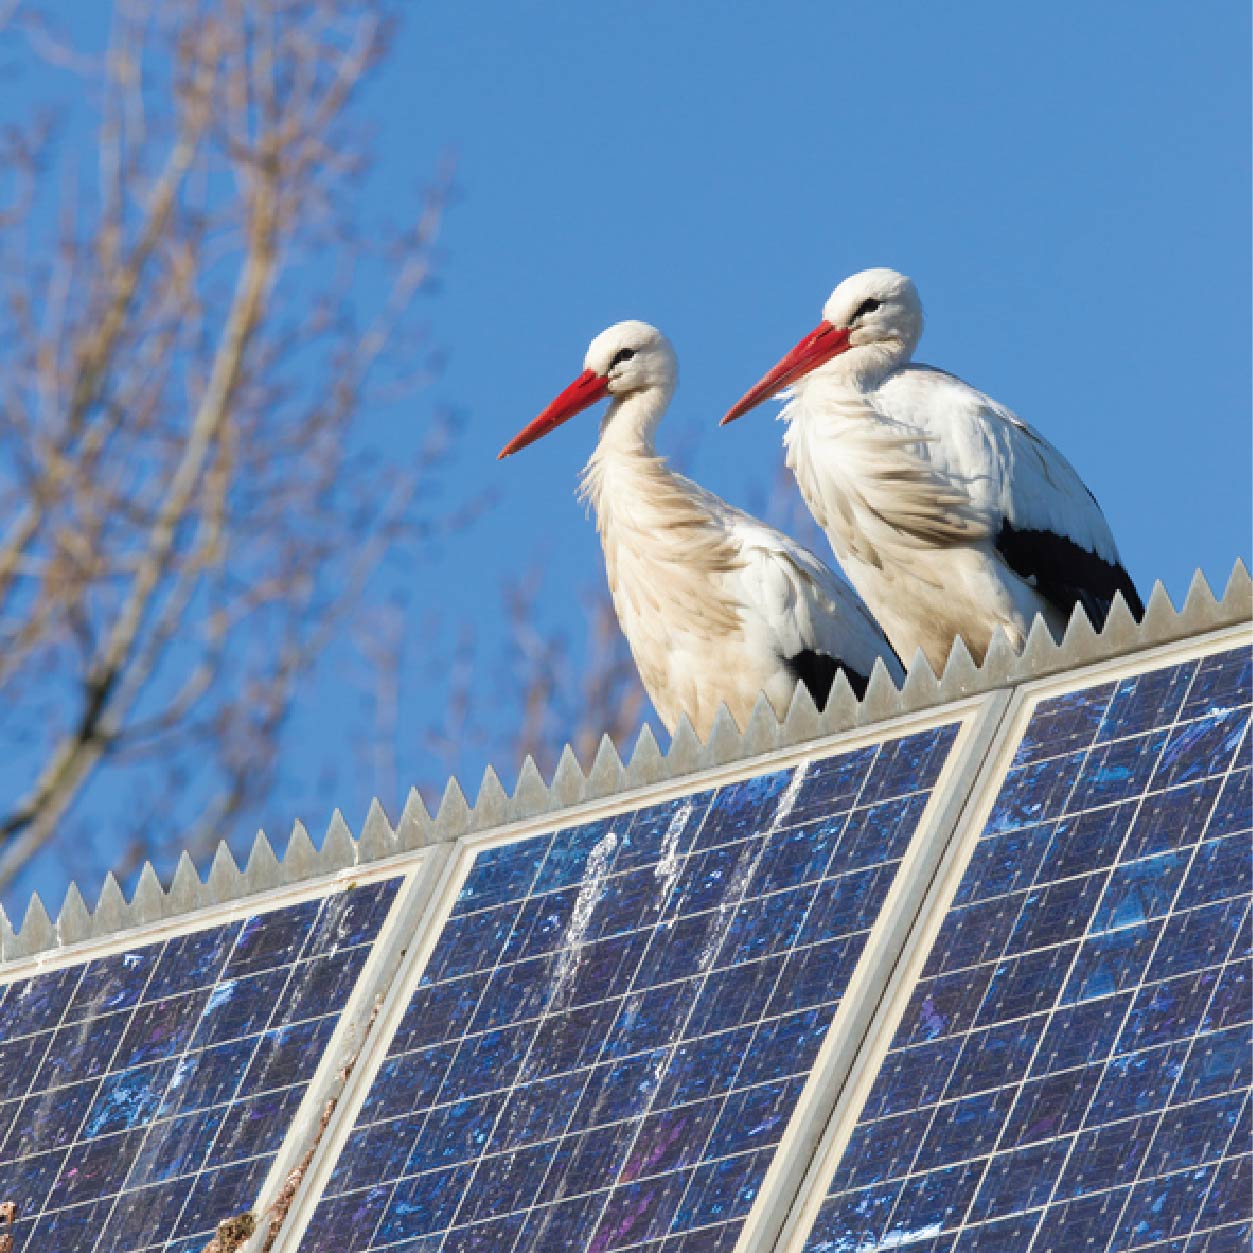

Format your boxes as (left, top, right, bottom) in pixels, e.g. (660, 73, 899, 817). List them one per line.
(0, 1, 461, 899)
(0, 145, 279, 885)
(0, 29, 213, 616)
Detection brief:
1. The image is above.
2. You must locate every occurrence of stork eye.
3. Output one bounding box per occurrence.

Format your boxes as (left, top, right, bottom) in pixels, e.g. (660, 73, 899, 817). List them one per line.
(610, 348, 635, 368)
(852, 298, 881, 322)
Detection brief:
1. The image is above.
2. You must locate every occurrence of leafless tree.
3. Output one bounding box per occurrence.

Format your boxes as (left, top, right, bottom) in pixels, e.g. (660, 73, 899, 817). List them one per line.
(501, 569, 647, 775)
(407, 566, 647, 800)
(0, 0, 460, 894)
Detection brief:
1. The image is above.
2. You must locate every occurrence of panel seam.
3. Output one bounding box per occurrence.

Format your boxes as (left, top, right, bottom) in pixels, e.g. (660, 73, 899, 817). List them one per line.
(251, 849, 452, 1253)
(765, 629, 1252, 1251)
(735, 692, 1018, 1253)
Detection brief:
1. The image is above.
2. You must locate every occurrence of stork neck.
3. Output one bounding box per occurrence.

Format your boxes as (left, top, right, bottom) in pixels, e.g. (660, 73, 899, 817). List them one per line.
(579, 387, 687, 529)
(595, 384, 671, 457)
(578, 384, 746, 659)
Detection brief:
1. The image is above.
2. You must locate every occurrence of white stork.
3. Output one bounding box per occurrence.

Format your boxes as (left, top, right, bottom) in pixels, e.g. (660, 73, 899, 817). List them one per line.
(721, 268, 1142, 673)
(499, 320, 902, 738)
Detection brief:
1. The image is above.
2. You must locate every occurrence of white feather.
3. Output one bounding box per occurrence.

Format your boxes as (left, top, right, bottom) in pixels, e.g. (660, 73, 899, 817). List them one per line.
(525, 321, 902, 738)
(756, 270, 1136, 672)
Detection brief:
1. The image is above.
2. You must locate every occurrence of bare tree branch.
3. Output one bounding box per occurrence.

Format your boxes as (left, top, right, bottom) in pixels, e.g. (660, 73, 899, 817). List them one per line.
(489, 567, 650, 784)
(0, 0, 460, 893)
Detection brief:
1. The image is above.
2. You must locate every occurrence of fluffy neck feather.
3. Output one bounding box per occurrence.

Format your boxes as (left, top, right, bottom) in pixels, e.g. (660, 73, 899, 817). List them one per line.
(579, 390, 744, 644)
(781, 364, 979, 572)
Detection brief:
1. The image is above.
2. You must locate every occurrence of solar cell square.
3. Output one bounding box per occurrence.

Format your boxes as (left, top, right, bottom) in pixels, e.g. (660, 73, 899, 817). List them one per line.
(1012, 683, 1115, 766)
(804, 646, 1252, 1253)
(0, 876, 399, 1252)
(304, 723, 960, 1251)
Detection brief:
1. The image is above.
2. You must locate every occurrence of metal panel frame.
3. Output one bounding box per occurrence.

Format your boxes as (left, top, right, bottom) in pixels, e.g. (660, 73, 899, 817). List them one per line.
(769, 620, 1253, 1252)
(735, 692, 1015, 1253)
(0, 857, 423, 1250)
(276, 697, 1002, 1251)
(3, 564, 1246, 967)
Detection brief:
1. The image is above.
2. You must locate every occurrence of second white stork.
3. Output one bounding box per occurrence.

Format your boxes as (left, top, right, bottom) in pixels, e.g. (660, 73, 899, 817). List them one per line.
(499, 320, 903, 738)
(721, 268, 1142, 673)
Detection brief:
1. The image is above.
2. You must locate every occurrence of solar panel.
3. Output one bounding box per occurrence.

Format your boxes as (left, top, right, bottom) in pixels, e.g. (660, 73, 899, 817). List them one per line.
(0, 876, 400, 1252)
(801, 646, 1251, 1252)
(299, 724, 961, 1252)
(0, 569, 1245, 1253)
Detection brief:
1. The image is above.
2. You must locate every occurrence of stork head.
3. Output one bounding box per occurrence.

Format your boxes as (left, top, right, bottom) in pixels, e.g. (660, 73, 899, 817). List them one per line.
(499, 320, 677, 459)
(721, 268, 923, 425)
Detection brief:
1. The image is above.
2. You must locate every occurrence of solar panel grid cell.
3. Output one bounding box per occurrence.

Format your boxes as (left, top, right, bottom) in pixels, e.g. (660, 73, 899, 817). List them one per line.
(803, 647, 1252, 1253)
(0, 876, 400, 1252)
(302, 724, 960, 1252)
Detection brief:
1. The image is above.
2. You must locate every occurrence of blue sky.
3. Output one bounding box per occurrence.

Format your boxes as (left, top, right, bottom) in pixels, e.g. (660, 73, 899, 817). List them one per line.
(2, 0, 1250, 912)
(377, 2, 1250, 732)
(387, 0, 1249, 620)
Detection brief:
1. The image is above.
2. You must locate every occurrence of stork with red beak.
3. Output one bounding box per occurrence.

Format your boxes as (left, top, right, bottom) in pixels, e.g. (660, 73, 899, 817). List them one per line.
(722, 269, 1142, 673)
(500, 321, 902, 738)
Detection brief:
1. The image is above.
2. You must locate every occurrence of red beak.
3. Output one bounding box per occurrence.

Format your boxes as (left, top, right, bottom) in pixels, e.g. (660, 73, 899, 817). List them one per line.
(498, 368, 611, 460)
(720, 322, 852, 425)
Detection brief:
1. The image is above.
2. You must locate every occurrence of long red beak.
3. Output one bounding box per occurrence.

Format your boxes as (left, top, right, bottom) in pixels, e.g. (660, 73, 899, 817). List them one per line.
(720, 322, 852, 425)
(498, 368, 610, 460)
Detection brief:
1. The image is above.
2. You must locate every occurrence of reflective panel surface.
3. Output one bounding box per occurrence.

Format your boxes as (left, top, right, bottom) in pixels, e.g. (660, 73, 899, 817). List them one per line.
(804, 648, 1252, 1252)
(303, 726, 959, 1252)
(0, 877, 399, 1252)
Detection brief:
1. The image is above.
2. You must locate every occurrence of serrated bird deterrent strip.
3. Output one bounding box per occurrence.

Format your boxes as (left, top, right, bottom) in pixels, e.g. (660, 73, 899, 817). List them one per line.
(4, 560, 1248, 962)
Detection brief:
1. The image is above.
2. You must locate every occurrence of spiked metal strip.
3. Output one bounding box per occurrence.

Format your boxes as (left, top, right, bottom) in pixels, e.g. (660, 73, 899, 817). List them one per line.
(2, 561, 1249, 964)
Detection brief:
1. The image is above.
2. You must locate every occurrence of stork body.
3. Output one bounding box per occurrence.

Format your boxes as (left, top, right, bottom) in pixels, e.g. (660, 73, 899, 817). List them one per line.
(500, 321, 902, 737)
(723, 269, 1142, 673)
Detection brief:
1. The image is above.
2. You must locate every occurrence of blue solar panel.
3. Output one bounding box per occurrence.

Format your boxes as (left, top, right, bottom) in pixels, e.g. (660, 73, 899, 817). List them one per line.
(301, 724, 960, 1252)
(0, 877, 400, 1252)
(803, 647, 1252, 1252)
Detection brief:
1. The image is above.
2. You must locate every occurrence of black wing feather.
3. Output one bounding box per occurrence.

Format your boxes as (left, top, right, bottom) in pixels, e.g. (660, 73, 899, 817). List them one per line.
(784, 650, 870, 709)
(996, 521, 1144, 628)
